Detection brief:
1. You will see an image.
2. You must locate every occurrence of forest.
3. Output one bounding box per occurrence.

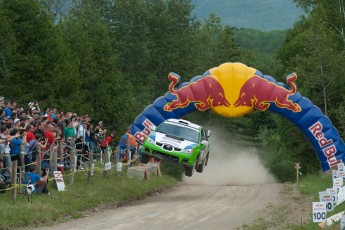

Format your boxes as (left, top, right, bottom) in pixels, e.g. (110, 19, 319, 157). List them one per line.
(1, 0, 345, 181)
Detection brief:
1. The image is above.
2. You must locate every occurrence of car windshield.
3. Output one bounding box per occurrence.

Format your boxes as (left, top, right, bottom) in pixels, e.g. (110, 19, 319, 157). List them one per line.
(156, 122, 200, 143)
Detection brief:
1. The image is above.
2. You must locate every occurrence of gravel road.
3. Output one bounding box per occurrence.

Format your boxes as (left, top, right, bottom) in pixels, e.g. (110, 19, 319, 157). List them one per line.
(36, 182, 280, 230)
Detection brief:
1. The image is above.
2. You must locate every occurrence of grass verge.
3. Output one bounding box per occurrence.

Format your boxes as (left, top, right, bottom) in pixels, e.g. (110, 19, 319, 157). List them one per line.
(0, 167, 178, 229)
(239, 173, 344, 230)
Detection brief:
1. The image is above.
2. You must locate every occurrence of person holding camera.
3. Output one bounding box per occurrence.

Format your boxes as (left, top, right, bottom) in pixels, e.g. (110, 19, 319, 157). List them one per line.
(24, 164, 50, 194)
(9, 128, 27, 167)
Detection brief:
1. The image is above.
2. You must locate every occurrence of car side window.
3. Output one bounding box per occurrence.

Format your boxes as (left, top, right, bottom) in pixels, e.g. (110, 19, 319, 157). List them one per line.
(201, 129, 207, 141)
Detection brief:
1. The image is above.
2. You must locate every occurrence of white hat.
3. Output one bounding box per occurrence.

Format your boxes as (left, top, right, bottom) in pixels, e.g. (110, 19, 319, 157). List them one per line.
(14, 118, 20, 124)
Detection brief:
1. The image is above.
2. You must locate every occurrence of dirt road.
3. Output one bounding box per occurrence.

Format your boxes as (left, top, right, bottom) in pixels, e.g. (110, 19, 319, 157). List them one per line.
(37, 183, 280, 230)
(37, 131, 287, 230)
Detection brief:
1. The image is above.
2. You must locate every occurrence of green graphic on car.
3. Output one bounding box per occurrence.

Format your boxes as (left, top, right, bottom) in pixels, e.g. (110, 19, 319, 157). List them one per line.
(141, 119, 210, 177)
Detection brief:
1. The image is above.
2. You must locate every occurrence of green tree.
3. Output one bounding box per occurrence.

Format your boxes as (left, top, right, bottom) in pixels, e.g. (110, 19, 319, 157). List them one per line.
(62, 0, 137, 131)
(0, 0, 78, 107)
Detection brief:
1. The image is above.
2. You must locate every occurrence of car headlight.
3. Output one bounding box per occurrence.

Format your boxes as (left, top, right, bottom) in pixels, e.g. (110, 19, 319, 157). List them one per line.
(147, 135, 155, 144)
(183, 147, 194, 154)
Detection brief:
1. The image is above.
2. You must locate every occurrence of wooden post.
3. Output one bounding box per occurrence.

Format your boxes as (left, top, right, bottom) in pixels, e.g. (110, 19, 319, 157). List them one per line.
(295, 162, 301, 183)
(11, 160, 17, 201)
(127, 138, 131, 167)
(58, 141, 63, 163)
(36, 148, 41, 174)
(50, 144, 57, 172)
(88, 149, 93, 183)
(103, 148, 108, 178)
(115, 146, 122, 177)
(69, 140, 76, 185)
(19, 145, 25, 194)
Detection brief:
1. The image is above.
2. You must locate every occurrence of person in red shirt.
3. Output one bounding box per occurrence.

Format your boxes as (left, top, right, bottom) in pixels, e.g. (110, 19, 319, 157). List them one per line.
(101, 132, 114, 151)
(100, 132, 114, 163)
(26, 123, 35, 143)
(42, 124, 55, 170)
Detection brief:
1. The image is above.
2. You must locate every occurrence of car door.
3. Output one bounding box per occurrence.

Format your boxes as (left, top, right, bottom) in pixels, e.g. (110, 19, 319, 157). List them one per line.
(199, 129, 209, 161)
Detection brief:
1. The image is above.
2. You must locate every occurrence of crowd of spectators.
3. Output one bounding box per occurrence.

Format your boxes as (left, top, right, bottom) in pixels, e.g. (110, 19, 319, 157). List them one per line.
(0, 96, 116, 193)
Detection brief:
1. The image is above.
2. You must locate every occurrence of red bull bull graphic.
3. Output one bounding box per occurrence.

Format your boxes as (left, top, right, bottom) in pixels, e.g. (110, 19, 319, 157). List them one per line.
(163, 73, 230, 111)
(234, 73, 301, 112)
(129, 62, 345, 171)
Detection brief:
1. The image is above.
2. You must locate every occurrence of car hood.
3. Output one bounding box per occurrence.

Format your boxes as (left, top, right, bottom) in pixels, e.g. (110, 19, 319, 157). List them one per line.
(154, 132, 197, 149)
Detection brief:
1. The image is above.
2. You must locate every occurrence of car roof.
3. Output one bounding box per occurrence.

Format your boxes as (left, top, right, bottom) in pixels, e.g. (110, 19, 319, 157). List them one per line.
(164, 118, 202, 130)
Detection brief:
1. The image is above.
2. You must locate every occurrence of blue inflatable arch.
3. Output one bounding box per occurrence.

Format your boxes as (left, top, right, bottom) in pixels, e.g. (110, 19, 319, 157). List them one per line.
(129, 63, 345, 171)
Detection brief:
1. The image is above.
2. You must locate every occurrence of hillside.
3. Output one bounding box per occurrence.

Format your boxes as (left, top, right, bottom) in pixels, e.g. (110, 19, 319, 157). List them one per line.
(191, 0, 303, 31)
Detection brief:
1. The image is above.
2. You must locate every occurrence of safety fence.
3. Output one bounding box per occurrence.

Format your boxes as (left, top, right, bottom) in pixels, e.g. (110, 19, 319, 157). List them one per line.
(0, 140, 139, 201)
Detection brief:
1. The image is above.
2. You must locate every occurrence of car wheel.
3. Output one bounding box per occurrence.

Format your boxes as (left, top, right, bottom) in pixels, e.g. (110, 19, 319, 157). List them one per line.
(196, 156, 206, 173)
(205, 152, 209, 166)
(185, 160, 196, 177)
(141, 152, 150, 164)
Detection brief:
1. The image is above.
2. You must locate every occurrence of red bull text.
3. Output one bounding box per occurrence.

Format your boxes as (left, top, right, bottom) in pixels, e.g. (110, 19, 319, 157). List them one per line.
(309, 121, 342, 168)
(134, 119, 155, 143)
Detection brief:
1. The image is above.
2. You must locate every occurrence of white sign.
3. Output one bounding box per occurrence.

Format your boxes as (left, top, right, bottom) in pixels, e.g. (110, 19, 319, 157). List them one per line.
(341, 215, 345, 230)
(319, 191, 334, 212)
(338, 162, 345, 171)
(326, 188, 338, 206)
(313, 202, 327, 223)
(337, 186, 345, 206)
(105, 162, 112, 171)
(117, 162, 122, 172)
(333, 170, 339, 183)
(74, 156, 77, 172)
(333, 177, 343, 191)
(338, 170, 345, 179)
(323, 211, 345, 228)
(91, 163, 94, 176)
(53, 171, 66, 191)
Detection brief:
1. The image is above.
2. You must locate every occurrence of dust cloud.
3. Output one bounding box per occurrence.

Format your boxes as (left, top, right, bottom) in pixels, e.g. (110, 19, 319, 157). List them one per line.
(183, 125, 276, 186)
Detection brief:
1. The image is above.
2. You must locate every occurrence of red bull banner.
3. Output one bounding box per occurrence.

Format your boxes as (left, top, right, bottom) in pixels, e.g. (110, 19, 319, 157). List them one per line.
(130, 62, 345, 171)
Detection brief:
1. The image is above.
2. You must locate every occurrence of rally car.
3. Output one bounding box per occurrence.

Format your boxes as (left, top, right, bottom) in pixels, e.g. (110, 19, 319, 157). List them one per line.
(140, 118, 210, 177)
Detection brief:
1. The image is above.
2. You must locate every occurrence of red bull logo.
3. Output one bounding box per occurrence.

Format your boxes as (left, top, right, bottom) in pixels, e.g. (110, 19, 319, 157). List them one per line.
(234, 73, 301, 112)
(164, 73, 230, 111)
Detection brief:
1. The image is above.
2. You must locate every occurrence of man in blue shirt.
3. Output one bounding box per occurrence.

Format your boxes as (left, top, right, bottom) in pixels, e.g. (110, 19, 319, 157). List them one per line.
(9, 128, 26, 167)
(24, 164, 49, 194)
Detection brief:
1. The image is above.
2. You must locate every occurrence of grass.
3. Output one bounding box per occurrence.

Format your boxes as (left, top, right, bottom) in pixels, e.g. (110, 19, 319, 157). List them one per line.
(239, 173, 345, 230)
(295, 173, 345, 230)
(0, 166, 178, 229)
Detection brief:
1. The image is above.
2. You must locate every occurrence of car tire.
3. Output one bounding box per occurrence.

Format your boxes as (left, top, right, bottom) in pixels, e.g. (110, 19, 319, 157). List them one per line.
(205, 152, 209, 166)
(196, 157, 206, 173)
(141, 152, 150, 164)
(185, 160, 196, 177)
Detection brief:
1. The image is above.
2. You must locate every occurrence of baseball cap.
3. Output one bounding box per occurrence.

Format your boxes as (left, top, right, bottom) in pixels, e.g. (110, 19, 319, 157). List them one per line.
(14, 118, 20, 124)
(99, 121, 103, 125)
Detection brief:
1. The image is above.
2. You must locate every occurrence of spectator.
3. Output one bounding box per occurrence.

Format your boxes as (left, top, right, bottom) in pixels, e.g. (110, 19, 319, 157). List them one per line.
(100, 131, 114, 152)
(64, 120, 75, 141)
(9, 128, 27, 167)
(3, 101, 12, 118)
(0, 158, 10, 193)
(26, 123, 35, 143)
(95, 121, 106, 142)
(75, 135, 89, 170)
(34, 120, 45, 136)
(0, 126, 13, 170)
(88, 123, 98, 160)
(24, 164, 50, 195)
(119, 127, 138, 161)
(25, 133, 48, 172)
(42, 124, 55, 170)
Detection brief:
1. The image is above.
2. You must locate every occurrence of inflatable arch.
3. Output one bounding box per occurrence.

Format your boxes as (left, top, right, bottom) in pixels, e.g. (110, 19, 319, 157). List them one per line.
(130, 62, 345, 171)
